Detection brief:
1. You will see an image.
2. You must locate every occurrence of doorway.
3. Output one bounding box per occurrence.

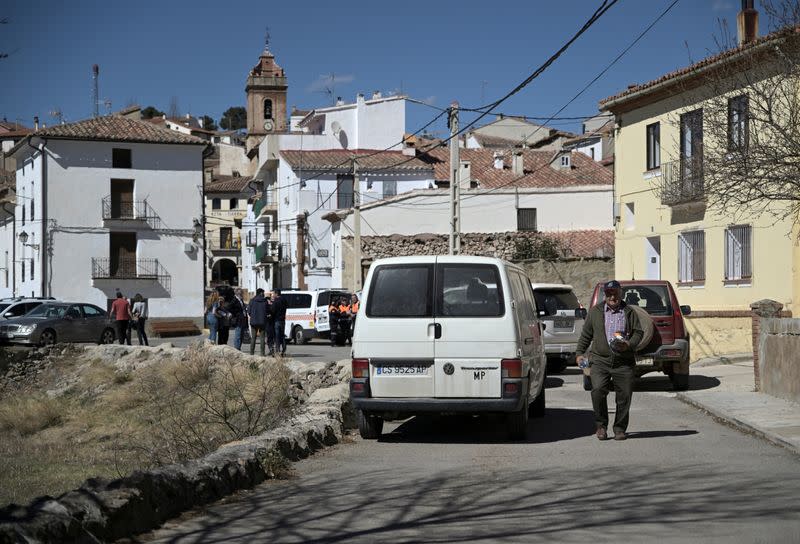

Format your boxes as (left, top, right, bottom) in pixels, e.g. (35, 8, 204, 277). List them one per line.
(110, 232, 137, 277)
(110, 179, 134, 219)
(645, 236, 661, 280)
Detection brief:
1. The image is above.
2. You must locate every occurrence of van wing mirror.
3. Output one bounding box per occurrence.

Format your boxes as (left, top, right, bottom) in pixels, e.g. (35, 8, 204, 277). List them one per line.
(575, 308, 587, 319)
(680, 305, 691, 316)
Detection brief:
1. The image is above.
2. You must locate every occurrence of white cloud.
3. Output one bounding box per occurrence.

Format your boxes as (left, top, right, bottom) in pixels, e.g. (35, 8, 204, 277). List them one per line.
(306, 74, 355, 93)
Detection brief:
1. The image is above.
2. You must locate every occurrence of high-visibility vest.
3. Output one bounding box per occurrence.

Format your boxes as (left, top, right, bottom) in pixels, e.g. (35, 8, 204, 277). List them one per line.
(339, 304, 351, 314)
(351, 302, 360, 313)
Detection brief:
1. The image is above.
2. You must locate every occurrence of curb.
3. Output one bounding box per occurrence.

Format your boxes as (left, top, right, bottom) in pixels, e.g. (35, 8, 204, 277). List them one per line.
(677, 392, 800, 456)
(691, 353, 753, 368)
(0, 383, 353, 544)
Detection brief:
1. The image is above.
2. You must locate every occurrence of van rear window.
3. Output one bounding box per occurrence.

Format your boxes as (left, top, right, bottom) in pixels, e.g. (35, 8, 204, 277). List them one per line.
(598, 285, 673, 316)
(533, 289, 580, 316)
(438, 264, 504, 317)
(284, 293, 313, 309)
(367, 265, 432, 317)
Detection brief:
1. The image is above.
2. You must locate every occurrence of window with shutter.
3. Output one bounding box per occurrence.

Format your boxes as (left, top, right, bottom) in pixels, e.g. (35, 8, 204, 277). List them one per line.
(725, 225, 752, 281)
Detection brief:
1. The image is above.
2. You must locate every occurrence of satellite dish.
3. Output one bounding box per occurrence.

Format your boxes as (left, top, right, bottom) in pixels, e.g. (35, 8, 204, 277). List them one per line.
(331, 121, 342, 137)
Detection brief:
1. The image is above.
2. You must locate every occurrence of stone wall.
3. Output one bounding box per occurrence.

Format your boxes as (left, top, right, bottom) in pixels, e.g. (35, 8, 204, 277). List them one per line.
(519, 258, 614, 309)
(759, 318, 800, 403)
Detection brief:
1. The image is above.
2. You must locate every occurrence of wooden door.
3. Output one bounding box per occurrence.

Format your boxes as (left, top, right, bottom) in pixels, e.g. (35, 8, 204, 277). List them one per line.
(110, 232, 137, 277)
(111, 179, 134, 219)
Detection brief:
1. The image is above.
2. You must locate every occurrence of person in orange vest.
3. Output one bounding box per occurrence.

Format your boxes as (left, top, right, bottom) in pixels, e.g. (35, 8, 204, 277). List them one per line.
(338, 297, 353, 346)
(328, 296, 342, 347)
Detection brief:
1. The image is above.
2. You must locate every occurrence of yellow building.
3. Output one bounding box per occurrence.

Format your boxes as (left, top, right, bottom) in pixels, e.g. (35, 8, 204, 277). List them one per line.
(600, 19, 798, 361)
(204, 176, 252, 289)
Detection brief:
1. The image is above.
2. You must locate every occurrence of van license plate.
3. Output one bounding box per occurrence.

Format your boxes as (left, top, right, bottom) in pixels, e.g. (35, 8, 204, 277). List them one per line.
(376, 365, 429, 376)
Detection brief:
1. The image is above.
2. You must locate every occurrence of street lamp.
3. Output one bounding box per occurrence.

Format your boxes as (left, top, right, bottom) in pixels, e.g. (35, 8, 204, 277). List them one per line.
(18, 231, 39, 251)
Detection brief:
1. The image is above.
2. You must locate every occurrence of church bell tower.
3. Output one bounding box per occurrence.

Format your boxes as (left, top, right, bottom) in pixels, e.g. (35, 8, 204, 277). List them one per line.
(245, 38, 287, 151)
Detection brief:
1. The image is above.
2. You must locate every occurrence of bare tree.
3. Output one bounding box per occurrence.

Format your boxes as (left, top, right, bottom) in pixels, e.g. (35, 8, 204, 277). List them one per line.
(665, 10, 800, 229)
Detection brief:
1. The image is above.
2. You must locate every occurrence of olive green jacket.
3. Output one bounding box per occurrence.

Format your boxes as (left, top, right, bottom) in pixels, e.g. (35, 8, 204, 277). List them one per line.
(576, 302, 644, 365)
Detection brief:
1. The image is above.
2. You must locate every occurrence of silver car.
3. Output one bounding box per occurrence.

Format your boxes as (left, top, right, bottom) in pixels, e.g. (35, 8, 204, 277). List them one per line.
(531, 283, 586, 374)
(0, 302, 116, 346)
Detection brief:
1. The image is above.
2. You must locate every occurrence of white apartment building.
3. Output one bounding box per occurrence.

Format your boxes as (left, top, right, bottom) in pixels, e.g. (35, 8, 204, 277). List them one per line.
(5, 115, 208, 326)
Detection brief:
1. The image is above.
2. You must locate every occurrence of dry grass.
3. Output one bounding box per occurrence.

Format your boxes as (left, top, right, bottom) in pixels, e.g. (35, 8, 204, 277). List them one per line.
(0, 346, 293, 506)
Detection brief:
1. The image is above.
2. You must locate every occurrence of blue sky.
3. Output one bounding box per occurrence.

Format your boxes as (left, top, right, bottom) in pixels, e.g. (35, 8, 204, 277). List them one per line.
(2, 0, 755, 137)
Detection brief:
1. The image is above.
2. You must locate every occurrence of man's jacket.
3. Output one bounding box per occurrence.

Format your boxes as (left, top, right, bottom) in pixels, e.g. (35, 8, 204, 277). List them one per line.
(576, 302, 644, 365)
(247, 295, 269, 327)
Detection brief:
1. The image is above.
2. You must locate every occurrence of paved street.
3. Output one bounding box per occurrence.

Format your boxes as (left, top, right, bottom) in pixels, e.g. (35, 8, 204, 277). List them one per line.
(140, 368, 800, 543)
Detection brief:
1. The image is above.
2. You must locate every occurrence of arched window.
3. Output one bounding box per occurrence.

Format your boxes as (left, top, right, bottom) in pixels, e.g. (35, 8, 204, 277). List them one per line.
(264, 99, 273, 120)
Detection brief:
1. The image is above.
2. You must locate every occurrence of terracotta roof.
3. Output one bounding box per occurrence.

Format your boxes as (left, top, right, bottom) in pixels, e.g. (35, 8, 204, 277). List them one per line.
(205, 176, 253, 193)
(421, 147, 612, 189)
(0, 121, 29, 133)
(600, 26, 800, 109)
(10, 116, 208, 153)
(280, 149, 435, 173)
(0, 129, 31, 139)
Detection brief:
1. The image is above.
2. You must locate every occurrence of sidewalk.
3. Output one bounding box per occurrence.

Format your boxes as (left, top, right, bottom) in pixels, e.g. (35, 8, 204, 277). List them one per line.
(678, 359, 800, 455)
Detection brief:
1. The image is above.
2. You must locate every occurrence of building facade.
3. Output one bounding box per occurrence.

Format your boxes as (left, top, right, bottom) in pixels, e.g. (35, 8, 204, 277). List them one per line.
(6, 116, 208, 326)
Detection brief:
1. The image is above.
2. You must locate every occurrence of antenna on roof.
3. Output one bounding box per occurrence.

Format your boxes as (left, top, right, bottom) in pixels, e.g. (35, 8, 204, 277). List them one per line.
(49, 108, 64, 125)
(92, 64, 99, 118)
(315, 72, 337, 106)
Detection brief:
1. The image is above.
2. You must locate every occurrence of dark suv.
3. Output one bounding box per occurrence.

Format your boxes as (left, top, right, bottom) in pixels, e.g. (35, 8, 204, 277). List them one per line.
(590, 280, 691, 390)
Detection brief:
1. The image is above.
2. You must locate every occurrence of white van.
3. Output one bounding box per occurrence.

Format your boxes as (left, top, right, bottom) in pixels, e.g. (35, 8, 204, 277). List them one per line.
(530, 283, 586, 374)
(350, 256, 547, 440)
(283, 289, 350, 344)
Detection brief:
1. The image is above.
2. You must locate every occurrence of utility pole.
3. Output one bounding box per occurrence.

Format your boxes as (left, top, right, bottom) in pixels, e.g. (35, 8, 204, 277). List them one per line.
(352, 157, 362, 291)
(448, 102, 461, 255)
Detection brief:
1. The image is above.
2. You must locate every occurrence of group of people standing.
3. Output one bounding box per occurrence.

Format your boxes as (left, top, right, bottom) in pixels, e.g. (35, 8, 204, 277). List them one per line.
(109, 291, 149, 346)
(328, 294, 359, 347)
(205, 287, 288, 357)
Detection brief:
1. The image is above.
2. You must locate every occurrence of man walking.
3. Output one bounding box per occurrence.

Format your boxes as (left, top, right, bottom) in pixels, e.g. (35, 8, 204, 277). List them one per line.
(271, 289, 288, 356)
(576, 280, 644, 441)
(110, 291, 132, 345)
(247, 288, 269, 356)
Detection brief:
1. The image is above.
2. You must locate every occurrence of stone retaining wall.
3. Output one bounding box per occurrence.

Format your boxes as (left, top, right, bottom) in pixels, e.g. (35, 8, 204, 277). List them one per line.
(759, 317, 800, 403)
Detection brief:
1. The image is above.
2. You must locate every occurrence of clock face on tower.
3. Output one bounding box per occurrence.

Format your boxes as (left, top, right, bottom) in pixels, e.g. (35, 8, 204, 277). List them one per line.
(263, 119, 275, 131)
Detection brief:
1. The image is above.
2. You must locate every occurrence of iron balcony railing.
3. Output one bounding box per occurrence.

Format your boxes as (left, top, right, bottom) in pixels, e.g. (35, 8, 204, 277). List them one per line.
(661, 156, 705, 206)
(91, 257, 172, 293)
(208, 239, 241, 251)
(101, 196, 162, 229)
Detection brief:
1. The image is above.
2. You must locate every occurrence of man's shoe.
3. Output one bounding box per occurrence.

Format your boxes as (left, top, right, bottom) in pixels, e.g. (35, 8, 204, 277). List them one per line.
(596, 427, 608, 441)
(613, 430, 627, 441)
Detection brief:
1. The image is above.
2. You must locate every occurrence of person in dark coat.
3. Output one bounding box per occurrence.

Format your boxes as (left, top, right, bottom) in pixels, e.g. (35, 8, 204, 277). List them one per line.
(247, 288, 269, 356)
(576, 280, 644, 442)
(215, 289, 235, 346)
(265, 292, 276, 355)
(271, 289, 288, 356)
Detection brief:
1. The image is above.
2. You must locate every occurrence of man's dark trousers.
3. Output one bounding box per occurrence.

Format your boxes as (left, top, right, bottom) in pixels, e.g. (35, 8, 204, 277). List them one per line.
(274, 320, 286, 355)
(249, 325, 266, 356)
(115, 320, 129, 345)
(590, 361, 634, 433)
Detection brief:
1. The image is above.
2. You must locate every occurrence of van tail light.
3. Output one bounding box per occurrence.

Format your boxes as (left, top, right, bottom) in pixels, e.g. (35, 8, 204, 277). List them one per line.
(501, 359, 523, 378)
(673, 305, 686, 339)
(352, 358, 369, 378)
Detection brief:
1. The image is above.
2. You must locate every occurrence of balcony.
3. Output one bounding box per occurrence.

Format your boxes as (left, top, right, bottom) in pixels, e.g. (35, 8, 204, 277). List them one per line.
(91, 257, 172, 294)
(254, 188, 278, 223)
(101, 196, 162, 229)
(660, 156, 705, 206)
(208, 239, 241, 254)
(254, 241, 280, 264)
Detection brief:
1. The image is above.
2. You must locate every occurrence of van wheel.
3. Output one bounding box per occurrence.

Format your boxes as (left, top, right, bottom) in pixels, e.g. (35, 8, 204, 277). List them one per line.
(530, 384, 546, 418)
(357, 410, 383, 439)
(292, 326, 306, 345)
(508, 398, 529, 440)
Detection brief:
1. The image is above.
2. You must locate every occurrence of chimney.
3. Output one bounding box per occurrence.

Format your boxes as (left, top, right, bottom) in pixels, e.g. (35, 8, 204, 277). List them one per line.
(493, 152, 504, 170)
(204, 170, 213, 184)
(459, 160, 471, 190)
(33, 116, 39, 131)
(512, 151, 524, 176)
(737, 0, 758, 46)
(372, 90, 382, 99)
(336, 96, 344, 106)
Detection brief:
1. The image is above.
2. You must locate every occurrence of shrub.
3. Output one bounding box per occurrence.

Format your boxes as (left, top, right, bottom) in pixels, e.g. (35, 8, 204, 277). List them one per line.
(0, 395, 64, 436)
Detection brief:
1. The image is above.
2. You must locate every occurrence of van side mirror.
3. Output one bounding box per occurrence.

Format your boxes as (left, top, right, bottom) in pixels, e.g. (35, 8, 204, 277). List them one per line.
(680, 305, 691, 316)
(575, 308, 587, 319)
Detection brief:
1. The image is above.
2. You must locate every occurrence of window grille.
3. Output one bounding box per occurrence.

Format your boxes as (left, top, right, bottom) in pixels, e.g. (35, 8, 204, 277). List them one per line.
(678, 230, 705, 283)
(725, 225, 752, 280)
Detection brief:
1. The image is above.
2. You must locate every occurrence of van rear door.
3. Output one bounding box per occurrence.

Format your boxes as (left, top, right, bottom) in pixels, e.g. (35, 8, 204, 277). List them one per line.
(432, 260, 510, 398)
(360, 259, 436, 398)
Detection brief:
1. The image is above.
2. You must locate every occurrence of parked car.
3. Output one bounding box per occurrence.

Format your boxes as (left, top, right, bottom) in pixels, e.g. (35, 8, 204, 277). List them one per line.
(350, 255, 547, 440)
(0, 297, 57, 321)
(283, 289, 351, 345)
(530, 283, 586, 374)
(589, 280, 691, 390)
(0, 302, 116, 346)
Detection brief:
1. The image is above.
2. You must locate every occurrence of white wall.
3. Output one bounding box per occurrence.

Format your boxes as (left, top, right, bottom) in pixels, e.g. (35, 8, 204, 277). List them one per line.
(217, 142, 252, 176)
(0, 206, 14, 298)
(12, 140, 204, 318)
